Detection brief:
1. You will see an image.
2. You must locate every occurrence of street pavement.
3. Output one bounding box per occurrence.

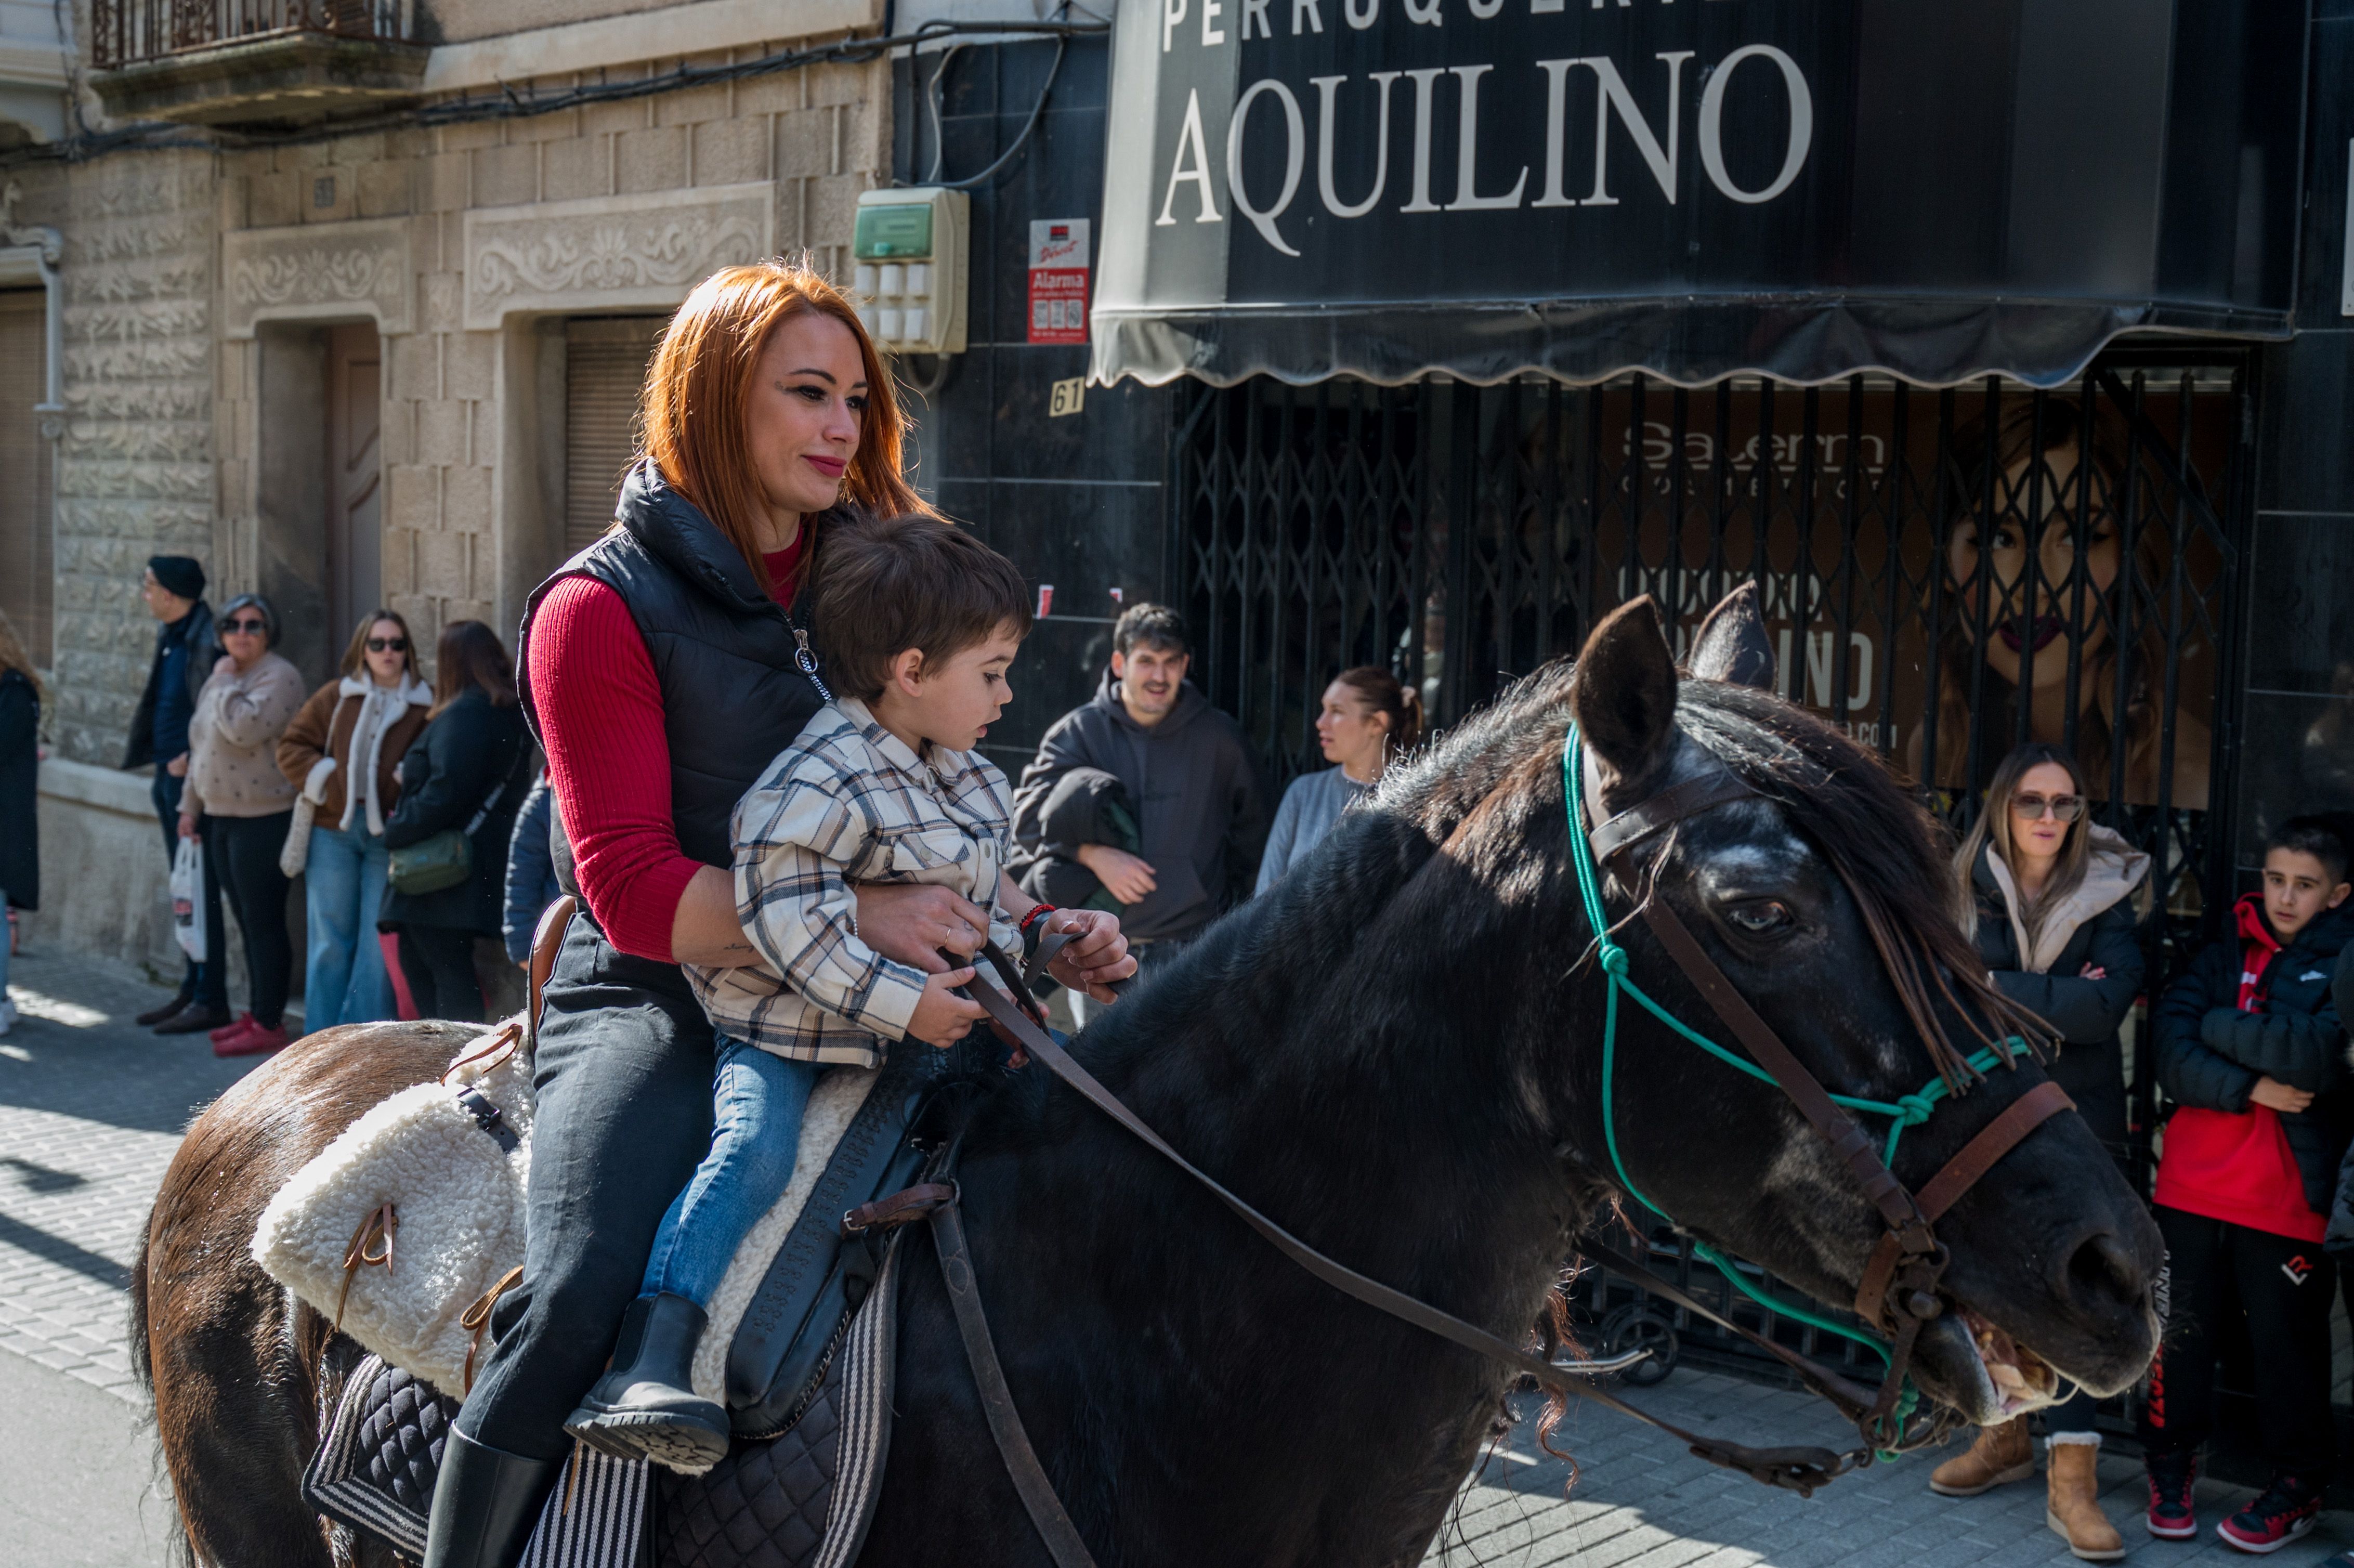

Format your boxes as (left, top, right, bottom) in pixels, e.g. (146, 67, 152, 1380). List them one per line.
(4, 947, 2351, 1567)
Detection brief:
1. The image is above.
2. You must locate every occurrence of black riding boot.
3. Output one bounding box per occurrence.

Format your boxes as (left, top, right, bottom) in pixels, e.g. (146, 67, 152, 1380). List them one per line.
(423, 1428, 562, 1568)
(562, 1292, 732, 1473)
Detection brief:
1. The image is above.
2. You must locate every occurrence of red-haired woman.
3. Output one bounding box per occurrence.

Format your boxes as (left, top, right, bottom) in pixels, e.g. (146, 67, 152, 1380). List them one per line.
(427, 263, 1133, 1568)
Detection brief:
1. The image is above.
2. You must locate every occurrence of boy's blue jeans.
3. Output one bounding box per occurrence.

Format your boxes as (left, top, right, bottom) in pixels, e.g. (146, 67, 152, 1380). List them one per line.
(642, 1036, 821, 1308)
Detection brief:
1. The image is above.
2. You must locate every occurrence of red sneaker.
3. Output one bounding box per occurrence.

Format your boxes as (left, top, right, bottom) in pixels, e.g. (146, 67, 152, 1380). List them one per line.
(214, 1020, 287, 1057)
(2216, 1474, 2321, 1554)
(208, 1011, 257, 1046)
(2146, 1449, 2199, 1539)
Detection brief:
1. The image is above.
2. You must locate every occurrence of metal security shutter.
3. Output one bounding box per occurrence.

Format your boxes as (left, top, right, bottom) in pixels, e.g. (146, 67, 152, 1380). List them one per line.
(0, 291, 51, 664)
(565, 318, 663, 557)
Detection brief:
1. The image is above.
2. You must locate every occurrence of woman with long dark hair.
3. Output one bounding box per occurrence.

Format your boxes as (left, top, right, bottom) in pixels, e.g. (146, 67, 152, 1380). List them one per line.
(380, 621, 532, 1024)
(278, 609, 433, 1029)
(1927, 742, 2148, 1561)
(425, 262, 1132, 1568)
(1916, 397, 2213, 809)
(1255, 665, 1422, 893)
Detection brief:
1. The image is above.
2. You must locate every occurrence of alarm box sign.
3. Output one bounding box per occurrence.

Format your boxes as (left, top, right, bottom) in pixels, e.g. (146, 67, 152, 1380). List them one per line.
(1028, 219, 1091, 345)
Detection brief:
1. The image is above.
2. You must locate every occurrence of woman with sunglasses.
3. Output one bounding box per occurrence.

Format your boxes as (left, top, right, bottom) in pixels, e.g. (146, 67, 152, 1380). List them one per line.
(178, 594, 306, 1056)
(1929, 741, 2149, 1559)
(278, 611, 433, 1031)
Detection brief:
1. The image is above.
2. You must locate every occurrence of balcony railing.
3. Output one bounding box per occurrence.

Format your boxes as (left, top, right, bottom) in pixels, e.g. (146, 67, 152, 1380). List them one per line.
(90, 0, 410, 71)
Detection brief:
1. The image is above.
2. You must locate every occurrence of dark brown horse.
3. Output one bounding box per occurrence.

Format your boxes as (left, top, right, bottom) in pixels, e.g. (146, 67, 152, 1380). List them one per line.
(135, 596, 2163, 1566)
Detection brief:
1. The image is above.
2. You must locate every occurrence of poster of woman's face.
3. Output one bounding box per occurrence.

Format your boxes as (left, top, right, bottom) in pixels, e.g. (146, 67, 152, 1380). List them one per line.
(1944, 442, 2125, 700)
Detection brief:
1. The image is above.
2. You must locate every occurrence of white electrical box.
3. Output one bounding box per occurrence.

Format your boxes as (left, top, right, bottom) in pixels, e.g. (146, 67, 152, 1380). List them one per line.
(853, 187, 969, 356)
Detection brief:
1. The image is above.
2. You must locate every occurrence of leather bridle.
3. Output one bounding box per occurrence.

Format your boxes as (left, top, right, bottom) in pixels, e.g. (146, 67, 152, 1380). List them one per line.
(1574, 730, 2075, 1452)
(858, 727, 2079, 1568)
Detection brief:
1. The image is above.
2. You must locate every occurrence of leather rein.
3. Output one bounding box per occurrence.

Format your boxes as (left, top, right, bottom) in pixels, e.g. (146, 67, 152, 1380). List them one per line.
(864, 729, 2074, 1567)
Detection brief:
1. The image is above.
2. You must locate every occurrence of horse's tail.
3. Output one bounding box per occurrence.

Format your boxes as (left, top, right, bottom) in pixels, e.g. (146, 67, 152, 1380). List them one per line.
(128, 1192, 196, 1568)
(127, 1196, 155, 1401)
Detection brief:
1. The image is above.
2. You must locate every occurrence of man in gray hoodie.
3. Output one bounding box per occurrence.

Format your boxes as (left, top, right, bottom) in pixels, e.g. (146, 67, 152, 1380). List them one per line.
(1011, 605, 1264, 997)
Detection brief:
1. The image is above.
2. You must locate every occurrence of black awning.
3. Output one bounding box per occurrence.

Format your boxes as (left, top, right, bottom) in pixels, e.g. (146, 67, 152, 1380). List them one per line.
(1090, 0, 2303, 389)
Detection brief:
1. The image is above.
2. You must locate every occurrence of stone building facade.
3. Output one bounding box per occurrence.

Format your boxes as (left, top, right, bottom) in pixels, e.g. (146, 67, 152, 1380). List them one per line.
(7, 0, 892, 975)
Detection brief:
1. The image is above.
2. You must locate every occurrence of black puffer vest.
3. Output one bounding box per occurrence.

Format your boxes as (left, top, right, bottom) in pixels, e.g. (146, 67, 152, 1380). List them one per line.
(517, 460, 839, 891)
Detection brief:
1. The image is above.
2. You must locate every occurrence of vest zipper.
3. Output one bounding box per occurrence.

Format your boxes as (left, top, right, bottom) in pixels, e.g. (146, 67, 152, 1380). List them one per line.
(792, 626, 834, 704)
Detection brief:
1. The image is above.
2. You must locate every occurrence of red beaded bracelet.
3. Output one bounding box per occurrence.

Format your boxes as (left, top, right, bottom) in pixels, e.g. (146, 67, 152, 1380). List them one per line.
(1018, 901, 1058, 959)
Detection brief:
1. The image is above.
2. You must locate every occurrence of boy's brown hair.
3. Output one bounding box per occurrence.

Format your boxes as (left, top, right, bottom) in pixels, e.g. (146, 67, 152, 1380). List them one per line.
(812, 514, 1033, 701)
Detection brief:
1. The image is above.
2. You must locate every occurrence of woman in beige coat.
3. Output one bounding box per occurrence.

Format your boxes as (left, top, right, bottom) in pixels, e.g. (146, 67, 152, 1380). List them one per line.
(178, 593, 305, 1056)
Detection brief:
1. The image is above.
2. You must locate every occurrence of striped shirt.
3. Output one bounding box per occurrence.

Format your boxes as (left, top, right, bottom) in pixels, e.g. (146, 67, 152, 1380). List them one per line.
(686, 696, 1021, 1065)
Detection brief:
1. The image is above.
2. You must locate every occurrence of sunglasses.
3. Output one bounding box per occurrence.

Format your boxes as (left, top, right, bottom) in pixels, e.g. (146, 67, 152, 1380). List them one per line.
(367, 637, 409, 653)
(2011, 792, 2085, 821)
(221, 617, 268, 634)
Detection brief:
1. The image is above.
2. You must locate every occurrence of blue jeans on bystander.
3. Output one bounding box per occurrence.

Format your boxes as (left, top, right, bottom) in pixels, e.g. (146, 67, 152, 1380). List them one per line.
(641, 1037, 820, 1308)
(304, 824, 393, 1030)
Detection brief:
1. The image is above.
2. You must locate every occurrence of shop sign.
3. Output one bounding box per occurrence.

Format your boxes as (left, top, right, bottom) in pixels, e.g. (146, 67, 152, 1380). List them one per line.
(1093, 0, 2304, 388)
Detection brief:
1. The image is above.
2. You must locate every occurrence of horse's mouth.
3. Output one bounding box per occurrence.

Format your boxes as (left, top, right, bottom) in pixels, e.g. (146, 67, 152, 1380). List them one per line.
(1958, 1308, 2062, 1416)
(1911, 1306, 2065, 1425)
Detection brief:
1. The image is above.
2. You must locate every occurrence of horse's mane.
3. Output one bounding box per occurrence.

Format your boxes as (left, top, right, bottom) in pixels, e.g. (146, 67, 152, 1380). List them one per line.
(1345, 660, 2049, 1086)
(1670, 681, 2054, 1083)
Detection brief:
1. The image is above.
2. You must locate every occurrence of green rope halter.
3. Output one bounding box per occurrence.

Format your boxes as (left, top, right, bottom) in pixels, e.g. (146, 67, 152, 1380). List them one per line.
(1564, 724, 2019, 1438)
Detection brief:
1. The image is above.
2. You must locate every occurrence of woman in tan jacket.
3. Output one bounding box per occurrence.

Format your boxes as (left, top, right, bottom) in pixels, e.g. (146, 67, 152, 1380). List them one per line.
(178, 594, 305, 1056)
(277, 610, 431, 1031)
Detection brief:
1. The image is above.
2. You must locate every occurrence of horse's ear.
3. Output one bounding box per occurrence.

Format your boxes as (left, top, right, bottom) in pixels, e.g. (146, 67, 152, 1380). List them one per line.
(1685, 582, 1776, 691)
(1570, 597, 1679, 791)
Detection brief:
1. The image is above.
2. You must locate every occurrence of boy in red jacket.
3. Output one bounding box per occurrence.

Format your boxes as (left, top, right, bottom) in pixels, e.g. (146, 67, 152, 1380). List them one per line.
(2140, 817, 2353, 1554)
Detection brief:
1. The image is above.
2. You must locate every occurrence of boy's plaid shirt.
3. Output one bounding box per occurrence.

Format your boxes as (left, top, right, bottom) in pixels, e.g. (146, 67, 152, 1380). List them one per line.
(685, 696, 1020, 1065)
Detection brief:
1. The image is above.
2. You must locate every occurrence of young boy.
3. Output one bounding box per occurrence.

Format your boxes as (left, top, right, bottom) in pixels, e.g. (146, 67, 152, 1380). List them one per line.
(2141, 816, 2353, 1554)
(564, 514, 1079, 1473)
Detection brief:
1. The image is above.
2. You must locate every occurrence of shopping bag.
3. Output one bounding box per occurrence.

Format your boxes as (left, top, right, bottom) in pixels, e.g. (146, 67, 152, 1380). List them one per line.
(171, 837, 207, 962)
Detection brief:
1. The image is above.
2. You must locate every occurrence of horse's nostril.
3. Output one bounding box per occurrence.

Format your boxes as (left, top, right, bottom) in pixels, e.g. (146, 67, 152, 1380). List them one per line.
(2063, 1230, 2146, 1313)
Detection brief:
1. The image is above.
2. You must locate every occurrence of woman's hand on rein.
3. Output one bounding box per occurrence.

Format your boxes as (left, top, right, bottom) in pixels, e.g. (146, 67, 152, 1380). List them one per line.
(1042, 908, 1136, 1002)
(853, 882, 989, 972)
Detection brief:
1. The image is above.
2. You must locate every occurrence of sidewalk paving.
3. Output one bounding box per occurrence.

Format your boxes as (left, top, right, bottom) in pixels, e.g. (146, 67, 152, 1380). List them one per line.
(5, 946, 2352, 1567)
(1446, 1369, 2354, 1568)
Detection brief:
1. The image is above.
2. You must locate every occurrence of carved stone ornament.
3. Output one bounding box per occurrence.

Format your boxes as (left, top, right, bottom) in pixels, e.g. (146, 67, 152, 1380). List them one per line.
(224, 217, 413, 338)
(462, 184, 775, 331)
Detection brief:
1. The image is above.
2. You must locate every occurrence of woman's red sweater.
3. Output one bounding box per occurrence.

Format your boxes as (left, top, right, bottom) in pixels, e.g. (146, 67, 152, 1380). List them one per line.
(527, 537, 806, 962)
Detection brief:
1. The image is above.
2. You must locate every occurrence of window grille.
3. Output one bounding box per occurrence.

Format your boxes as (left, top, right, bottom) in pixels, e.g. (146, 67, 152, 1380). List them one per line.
(1175, 351, 2259, 1401)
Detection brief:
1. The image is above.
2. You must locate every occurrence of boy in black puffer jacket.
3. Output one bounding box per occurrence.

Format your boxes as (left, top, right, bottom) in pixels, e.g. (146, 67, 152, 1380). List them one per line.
(2140, 817, 2353, 1555)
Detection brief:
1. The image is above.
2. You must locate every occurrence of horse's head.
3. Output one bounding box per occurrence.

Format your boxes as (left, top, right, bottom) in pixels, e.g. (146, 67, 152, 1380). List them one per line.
(1505, 590, 2160, 1427)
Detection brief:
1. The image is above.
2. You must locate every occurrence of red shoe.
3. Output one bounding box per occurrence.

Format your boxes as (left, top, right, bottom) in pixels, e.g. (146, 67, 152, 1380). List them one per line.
(214, 1020, 288, 1057)
(208, 1011, 257, 1045)
(2216, 1474, 2321, 1554)
(2146, 1449, 2199, 1539)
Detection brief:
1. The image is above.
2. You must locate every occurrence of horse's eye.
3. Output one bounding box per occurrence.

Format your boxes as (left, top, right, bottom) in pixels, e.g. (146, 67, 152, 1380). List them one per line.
(1724, 900, 1793, 934)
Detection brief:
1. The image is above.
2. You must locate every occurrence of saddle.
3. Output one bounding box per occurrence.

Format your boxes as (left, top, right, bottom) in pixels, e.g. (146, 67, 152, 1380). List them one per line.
(300, 898, 985, 1567)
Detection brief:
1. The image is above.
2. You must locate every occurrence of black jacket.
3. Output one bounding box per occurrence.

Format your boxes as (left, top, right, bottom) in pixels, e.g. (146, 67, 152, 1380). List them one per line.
(2156, 894, 2354, 1218)
(1010, 671, 1265, 943)
(503, 774, 561, 965)
(123, 600, 218, 770)
(2326, 943, 2354, 1257)
(0, 670, 36, 910)
(381, 689, 533, 936)
(517, 460, 834, 890)
(1968, 843, 2146, 1156)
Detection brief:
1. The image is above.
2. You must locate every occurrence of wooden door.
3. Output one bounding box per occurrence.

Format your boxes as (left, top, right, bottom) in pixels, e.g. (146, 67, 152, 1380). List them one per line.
(0, 291, 51, 663)
(326, 322, 383, 641)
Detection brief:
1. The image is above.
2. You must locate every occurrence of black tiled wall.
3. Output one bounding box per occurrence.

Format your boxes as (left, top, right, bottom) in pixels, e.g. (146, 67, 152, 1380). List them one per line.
(891, 37, 1176, 781)
(2239, 11, 2354, 873)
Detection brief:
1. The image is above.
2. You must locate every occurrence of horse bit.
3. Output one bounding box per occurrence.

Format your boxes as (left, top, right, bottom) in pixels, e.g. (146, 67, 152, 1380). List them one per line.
(857, 720, 2076, 1568)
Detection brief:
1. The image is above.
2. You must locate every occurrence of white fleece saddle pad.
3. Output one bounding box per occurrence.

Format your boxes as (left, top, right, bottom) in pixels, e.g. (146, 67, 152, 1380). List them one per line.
(252, 1018, 880, 1404)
